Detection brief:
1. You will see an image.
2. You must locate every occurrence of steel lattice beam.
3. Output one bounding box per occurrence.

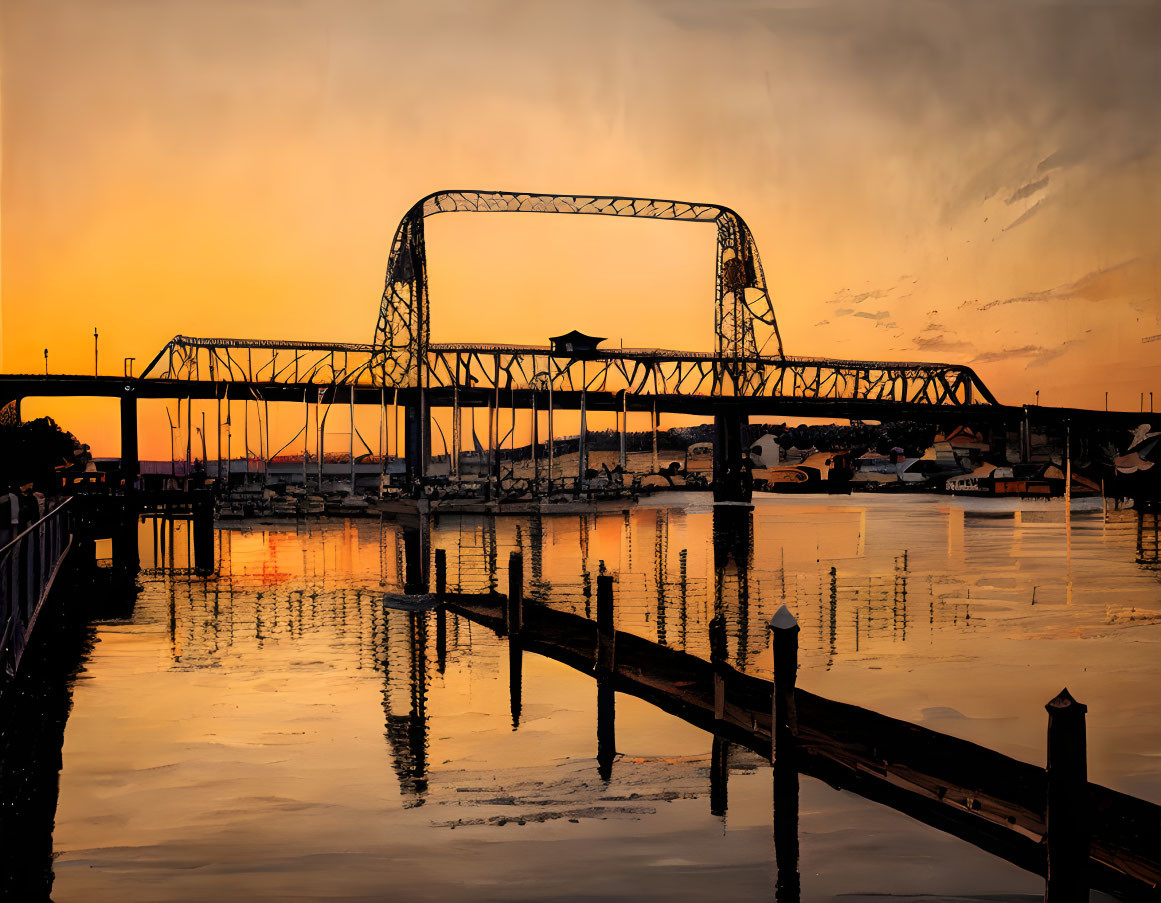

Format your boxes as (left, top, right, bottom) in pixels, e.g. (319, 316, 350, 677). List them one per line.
(371, 191, 785, 388)
(141, 336, 999, 408)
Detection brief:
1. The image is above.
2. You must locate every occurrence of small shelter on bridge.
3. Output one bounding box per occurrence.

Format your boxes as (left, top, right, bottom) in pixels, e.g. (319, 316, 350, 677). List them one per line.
(549, 330, 606, 357)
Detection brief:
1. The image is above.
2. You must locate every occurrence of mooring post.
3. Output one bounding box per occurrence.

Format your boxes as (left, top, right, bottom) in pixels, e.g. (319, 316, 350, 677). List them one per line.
(506, 551, 524, 637)
(435, 548, 447, 599)
(597, 675, 615, 781)
(192, 491, 215, 575)
(769, 604, 801, 902)
(770, 605, 800, 748)
(596, 574, 615, 673)
(509, 639, 523, 729)
(710, 735, 730, 817)
(1044, 688, 1089, 903)
(435, 547, 448, 672)
(710, 613, 727, 721)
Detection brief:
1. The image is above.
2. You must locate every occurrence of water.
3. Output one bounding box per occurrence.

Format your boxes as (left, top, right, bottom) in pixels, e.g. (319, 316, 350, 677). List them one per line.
(18, 495, 1161, 900)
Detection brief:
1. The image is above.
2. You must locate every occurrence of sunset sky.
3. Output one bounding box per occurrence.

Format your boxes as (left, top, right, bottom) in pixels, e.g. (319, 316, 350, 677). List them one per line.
(2, 0, 1159, 457)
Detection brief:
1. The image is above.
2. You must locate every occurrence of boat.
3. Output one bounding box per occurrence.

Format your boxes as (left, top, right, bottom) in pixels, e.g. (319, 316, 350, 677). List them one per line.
(946, 462, 1101, 498)
(752, 450, 854, 494)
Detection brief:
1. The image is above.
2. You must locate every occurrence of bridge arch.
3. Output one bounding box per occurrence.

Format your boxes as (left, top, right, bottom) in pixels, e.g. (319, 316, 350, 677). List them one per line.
(372, 191, 785, 386)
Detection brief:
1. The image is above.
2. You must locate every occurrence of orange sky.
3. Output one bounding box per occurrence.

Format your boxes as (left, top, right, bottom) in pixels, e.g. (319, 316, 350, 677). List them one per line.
(2, 0, 1159, 457)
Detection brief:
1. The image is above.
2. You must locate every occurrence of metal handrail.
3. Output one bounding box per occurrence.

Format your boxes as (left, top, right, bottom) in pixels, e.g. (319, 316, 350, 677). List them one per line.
(1, 496, 74, 678)
(0, 496, 73, 557)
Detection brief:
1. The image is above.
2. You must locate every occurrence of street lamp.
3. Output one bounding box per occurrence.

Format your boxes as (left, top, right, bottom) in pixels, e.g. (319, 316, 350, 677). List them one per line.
(44, 348, 48, 376)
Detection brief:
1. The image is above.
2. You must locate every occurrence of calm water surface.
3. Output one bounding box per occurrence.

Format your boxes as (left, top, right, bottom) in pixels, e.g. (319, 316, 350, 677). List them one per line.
(45, 494, 1161, 900)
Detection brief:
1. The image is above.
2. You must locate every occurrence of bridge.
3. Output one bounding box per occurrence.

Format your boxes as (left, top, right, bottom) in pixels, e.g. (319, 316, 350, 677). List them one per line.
(0, 189, 1147, 502)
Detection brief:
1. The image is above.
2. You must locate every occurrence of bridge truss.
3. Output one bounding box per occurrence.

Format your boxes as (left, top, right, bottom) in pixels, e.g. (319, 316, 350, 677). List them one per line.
(141, 335, 999, 409)
(372, 191, 786, 387)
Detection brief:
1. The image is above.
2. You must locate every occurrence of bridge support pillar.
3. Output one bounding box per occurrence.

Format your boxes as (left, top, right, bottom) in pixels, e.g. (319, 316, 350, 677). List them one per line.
(713, 407, 751, 503)
(113, 392, 140, 581)
(403, 395, 429, 487)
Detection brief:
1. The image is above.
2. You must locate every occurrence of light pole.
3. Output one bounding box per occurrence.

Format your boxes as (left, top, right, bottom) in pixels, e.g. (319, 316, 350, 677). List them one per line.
(94, 327, 99, 376)
(43, 348, 48, 376)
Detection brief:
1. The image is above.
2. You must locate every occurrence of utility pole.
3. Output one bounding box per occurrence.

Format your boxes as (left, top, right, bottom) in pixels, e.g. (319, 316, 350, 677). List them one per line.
(43, 348, 48, 376)
(94, 327, 99, 376)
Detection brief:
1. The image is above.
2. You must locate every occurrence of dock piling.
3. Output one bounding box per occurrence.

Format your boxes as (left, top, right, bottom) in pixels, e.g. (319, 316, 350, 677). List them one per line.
(769, 604, 801, 901)
(192, 492, 215, 575)
(1044, 688, 1089, 902)
(506, 551, 523, 637)
(596, 574, 615, 673)
(435, 548, 447, 598)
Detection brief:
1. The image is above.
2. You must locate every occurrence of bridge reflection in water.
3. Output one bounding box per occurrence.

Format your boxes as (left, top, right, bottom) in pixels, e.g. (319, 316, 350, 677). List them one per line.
(4, 498, 1161, 900)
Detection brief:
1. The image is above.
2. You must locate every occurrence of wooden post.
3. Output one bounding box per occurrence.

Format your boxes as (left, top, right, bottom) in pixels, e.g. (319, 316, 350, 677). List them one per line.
(710, 613, 727, 721)
(769, 605, 800, 747)
(596, 574, 615, 673)
(193, 492, 215, 575)
(435, 548, 447, 598)
(506, 551, 523, 637)
(435, 549, 447, 674)
(710, 735, 730, 817)
(508, 639, 523, 729)
(769, 604, 801, 902)
(597, 675, 615, 781)
(1044, 688, 1089, 903)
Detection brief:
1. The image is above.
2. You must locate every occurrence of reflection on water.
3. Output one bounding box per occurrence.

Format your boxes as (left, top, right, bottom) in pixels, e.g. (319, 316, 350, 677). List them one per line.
(15, 495, 1161, 900)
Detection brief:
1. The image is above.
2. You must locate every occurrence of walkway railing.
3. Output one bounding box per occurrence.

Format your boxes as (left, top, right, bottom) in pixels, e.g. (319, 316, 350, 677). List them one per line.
(0, 498, 73, 677)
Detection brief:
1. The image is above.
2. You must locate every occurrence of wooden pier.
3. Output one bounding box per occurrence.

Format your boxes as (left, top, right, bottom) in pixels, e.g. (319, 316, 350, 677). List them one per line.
(443, 566, 1161, 901)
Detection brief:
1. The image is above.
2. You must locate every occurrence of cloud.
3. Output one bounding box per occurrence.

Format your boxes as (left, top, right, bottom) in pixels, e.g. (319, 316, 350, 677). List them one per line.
(1002, 197, 1049, 232)
(915, 333, 972, 352)
(969, 258, 1141, 311)
(1027, 339, 1085, 368)
(971, 345, 1043, 363)
(853, 310, 891, 321)
(814, 319, 830, 327)
(1143, 334, 1161, 344)
(1005, 176, 1050, 205)
(827, 287, 889, 307)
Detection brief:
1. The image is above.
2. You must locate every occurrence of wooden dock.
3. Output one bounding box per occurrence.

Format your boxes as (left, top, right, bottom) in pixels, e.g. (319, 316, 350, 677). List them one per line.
(442, 575, 1161, 900)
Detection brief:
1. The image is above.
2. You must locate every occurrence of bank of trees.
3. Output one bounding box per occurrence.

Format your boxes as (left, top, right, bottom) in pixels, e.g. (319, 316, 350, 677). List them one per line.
(0, 417, 89, 493)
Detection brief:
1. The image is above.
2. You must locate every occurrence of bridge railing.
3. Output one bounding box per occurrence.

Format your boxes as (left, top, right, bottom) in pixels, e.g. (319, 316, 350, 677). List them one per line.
(141, 335, 999, 407)
(0, 498, 73, 678)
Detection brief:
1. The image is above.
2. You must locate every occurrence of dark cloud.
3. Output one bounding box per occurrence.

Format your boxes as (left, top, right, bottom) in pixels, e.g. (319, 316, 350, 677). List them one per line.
(1144, 334, 1161, 344)
(853, 310, 891, 321)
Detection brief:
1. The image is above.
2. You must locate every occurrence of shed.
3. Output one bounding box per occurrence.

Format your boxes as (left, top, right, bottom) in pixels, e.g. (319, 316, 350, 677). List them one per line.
(549, 330, 607, 356)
